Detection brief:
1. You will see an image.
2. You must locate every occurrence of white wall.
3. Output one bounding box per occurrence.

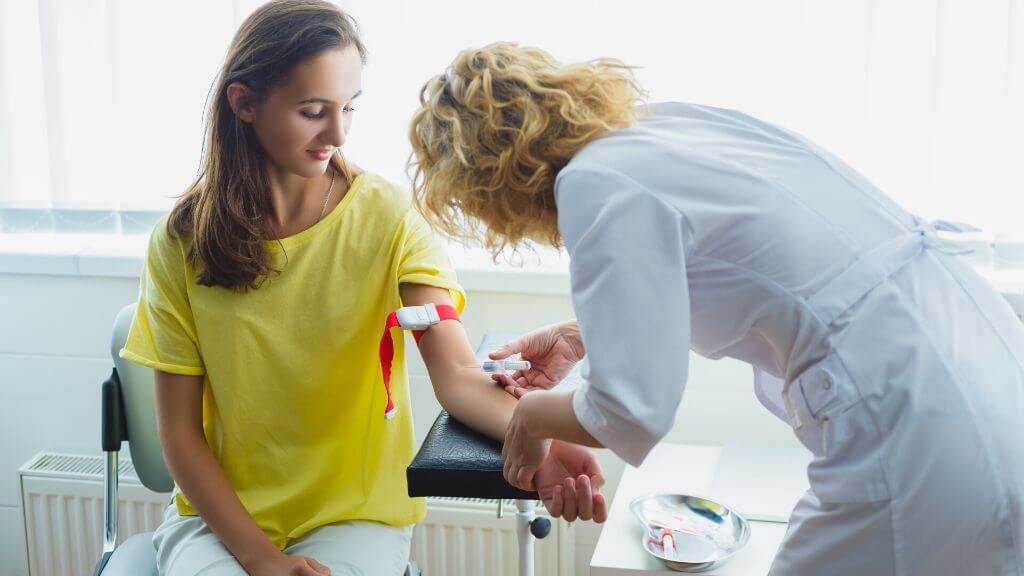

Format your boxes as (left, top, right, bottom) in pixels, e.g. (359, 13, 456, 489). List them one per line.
(0, 268, 796, 576)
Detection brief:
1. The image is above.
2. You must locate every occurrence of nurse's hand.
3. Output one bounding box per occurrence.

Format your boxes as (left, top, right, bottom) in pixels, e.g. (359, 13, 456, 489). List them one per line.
(533, 440, 608, 523)
(490, 320, 584, 398)
(502, 391, 552, 491)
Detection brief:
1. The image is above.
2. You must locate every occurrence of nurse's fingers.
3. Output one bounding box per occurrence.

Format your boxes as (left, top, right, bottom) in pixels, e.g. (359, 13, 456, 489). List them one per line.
(516, 466, 536, 491)
(576, 454, 605, 489)
(489, 339, 524, 360)
(547, 484, 564, 518)
(562, 477, 578, 523)
(492, 374, 540, 399)
(501, 445, 512, 479)
(504, 464, 519, 487)
(593, 493, 608, 523)
(577, 474, 593, 521)
(491, 373, 515, 387)
(501, 450, 513, 479)
(490, 372, 526, 384)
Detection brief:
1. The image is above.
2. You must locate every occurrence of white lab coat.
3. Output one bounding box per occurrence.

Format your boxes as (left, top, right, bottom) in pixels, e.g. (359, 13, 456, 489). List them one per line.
(556, 102, 1024, 575)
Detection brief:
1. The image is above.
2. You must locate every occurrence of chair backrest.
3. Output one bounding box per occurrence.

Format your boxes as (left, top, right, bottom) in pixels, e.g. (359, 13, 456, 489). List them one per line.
(110, 303, 174, 493)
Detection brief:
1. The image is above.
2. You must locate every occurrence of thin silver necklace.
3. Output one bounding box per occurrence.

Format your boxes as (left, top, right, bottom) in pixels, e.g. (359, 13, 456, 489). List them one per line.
(317, 167, 337, 223)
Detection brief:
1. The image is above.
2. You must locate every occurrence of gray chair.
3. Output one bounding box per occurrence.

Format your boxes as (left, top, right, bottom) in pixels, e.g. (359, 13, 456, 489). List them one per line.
(93, 303, 171, 576)
(94, 303, 420, 575)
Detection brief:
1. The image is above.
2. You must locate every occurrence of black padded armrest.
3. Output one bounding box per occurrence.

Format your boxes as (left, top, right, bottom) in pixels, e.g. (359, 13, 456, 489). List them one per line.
(407, 333, 538, 500)
(407, 410, 537, 499)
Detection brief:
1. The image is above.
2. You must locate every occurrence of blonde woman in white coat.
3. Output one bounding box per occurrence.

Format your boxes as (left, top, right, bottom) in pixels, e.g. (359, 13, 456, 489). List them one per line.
(408, 42, 1024, 575)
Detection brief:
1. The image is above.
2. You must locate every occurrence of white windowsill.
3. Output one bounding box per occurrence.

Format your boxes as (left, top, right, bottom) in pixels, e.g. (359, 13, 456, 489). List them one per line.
(0, 233, 572, 295)
(4, 232, 1024, 300)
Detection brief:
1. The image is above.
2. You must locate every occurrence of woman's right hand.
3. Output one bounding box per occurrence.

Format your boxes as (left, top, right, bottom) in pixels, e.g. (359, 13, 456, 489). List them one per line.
(247, 551, 331, 576)
(489, 320, 585, 397)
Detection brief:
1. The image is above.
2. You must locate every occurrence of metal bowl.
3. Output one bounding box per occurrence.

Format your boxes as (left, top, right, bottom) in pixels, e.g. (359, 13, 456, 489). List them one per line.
(630, 493, 751, 572)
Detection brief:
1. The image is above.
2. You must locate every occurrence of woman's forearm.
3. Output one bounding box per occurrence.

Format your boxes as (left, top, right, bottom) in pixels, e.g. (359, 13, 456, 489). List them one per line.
(431, 366, 518, 441)
(162, 430, 280, 570)
(396, 284, 521, 441)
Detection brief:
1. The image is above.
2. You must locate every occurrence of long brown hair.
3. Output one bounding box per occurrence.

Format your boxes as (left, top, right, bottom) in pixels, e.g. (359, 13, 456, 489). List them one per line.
(168, 0, 367, 291)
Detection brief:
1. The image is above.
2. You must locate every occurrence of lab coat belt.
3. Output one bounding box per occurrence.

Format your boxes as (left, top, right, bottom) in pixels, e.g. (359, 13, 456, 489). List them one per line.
(807, 218, 979, 327)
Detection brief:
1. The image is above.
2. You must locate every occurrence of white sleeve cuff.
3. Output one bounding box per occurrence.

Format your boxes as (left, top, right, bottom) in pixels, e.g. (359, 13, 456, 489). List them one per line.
(572, 380, 659, 468)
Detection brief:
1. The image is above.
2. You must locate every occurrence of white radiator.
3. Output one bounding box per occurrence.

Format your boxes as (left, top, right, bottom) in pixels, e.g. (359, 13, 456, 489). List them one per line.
(411, 498, 573, 576)
(17, 452, 573, 576)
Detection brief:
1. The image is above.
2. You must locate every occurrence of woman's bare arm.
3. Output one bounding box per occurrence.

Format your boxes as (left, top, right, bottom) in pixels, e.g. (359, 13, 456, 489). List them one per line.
(398, 284, 517, 440)
(154, 371, 282, 571)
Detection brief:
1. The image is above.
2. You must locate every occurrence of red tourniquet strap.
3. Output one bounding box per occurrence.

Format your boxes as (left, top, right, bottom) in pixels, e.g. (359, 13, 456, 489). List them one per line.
(378, 304, 460, 419)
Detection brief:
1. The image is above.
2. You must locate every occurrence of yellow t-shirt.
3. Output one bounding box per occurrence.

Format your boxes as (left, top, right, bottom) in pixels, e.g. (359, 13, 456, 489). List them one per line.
(120, 173, 465, 549)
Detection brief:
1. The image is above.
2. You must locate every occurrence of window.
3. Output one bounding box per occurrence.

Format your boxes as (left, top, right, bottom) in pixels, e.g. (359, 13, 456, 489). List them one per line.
(1, 0, 1021, 239)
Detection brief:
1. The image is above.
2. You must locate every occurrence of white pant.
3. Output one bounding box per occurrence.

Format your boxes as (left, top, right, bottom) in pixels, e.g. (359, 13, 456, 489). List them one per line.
(152, 501, 413, 576)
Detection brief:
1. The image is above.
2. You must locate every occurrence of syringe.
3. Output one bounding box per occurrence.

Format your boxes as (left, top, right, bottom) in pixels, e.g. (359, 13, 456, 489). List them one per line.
(479, 359, 532, 373)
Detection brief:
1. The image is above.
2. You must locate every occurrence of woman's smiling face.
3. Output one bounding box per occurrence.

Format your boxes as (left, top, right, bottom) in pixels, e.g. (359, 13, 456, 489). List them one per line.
(234, 45, 363, 178)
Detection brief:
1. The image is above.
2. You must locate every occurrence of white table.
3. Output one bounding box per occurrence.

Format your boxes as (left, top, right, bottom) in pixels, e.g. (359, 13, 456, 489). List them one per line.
(590, 443, 811, 575)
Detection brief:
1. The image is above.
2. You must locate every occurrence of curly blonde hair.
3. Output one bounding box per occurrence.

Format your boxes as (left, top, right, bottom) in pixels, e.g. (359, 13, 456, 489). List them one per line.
(409, 42, 645, 255)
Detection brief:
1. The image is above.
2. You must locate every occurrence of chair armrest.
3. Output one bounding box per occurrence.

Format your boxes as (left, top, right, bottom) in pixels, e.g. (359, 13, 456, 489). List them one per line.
(407, 410, 537, 499)
(407, 333, 538, 500)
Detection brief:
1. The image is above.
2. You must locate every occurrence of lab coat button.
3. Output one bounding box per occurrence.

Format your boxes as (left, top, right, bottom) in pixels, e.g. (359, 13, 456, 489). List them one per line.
(822, 375, 833, 390)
